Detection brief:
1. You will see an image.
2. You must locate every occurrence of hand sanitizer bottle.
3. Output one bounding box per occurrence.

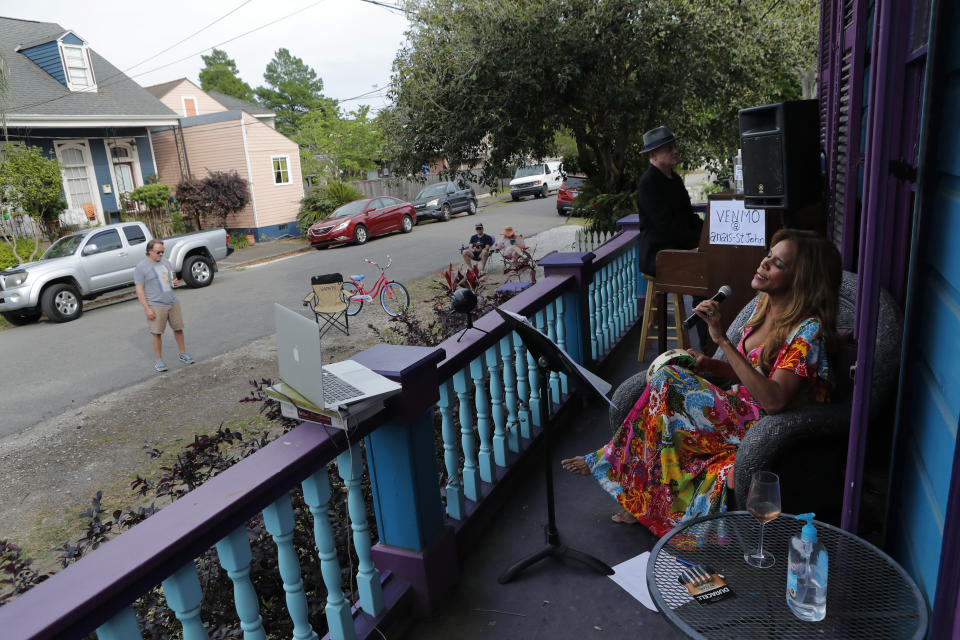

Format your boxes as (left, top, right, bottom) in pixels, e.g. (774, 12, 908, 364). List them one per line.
(786, 512, 828, 621)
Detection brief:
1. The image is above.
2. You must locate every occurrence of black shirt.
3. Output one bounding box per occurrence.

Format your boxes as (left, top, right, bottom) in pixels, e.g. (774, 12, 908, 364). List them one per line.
(468, 233, 494, 253)
(636, 165, 703, 275)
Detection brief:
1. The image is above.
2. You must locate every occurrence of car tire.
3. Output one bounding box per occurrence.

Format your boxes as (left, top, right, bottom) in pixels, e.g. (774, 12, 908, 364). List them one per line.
(440, 203, 452, 222)
(468, 199, 478, 215)
(314, 245, 329, 250)
(182, 255, 214, 288)
(557, 206, 566, 216)
(41, 283, 82, 323)
(401, 215, 414, 233)
(540, 184, 549, 198)
(2, 308, 42, 326)
(353, 225, 369, 244)
(511, 194, 520, 201)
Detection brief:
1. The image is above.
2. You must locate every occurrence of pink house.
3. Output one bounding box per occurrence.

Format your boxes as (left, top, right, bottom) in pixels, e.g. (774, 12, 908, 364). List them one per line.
(145, 78, 303, 241)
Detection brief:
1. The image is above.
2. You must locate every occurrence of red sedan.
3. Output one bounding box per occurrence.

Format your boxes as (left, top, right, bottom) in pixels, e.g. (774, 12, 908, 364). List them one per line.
(307, 197, 416, 249)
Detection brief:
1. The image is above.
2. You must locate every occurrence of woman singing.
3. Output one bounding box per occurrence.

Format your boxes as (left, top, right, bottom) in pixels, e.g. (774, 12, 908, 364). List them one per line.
(561, 229, 842, 536)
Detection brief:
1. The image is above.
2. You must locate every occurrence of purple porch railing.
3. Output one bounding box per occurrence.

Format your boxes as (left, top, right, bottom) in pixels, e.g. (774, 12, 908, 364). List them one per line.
(0, 218, 644, 640)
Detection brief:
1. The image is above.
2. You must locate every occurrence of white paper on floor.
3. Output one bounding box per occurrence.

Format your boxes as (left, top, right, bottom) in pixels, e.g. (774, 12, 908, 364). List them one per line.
(609, 551, 657, 611)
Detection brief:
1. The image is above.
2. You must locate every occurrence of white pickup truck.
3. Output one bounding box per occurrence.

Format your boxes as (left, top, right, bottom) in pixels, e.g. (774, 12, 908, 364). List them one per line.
(0, 221, 232, 324)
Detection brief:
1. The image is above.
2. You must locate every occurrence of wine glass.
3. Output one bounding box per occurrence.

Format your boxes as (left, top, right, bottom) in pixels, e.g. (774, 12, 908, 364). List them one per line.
(744, 471, 781, 568)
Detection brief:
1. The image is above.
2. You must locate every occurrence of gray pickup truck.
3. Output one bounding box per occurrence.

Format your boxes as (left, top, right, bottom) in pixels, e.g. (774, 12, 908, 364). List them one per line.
(0, 221, 232, 324)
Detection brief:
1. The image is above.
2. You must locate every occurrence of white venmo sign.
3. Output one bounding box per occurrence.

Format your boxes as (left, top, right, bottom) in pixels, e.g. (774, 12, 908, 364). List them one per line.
(709, 200, 765, 246)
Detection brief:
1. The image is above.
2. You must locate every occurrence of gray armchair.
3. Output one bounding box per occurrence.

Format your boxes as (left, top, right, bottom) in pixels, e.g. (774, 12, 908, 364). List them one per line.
(608, 271, 902, 523)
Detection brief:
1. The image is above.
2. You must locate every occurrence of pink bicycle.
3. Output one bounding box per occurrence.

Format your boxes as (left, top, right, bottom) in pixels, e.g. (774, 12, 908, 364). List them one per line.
(342, 255, 410, 316)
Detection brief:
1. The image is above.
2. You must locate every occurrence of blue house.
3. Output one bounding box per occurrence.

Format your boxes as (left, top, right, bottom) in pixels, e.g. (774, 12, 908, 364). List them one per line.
(0, 17, 179, 225)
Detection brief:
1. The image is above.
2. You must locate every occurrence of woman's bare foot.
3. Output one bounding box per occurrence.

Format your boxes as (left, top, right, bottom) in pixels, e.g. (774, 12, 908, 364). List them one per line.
(611, 511, 638, 524)
(560, 456, 590, 475)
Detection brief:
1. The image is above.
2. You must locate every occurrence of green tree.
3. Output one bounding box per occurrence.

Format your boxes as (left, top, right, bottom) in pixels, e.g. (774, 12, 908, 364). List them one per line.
(255, 48, 336, 136)
(389, 0, 818, 225)
(296, 105, 386, 180)
(198, 48, 255, 102)
(0, 145, 66, 259)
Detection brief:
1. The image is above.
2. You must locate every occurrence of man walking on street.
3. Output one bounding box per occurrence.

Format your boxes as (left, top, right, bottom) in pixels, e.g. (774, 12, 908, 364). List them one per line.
(636, 125, 703, 276)
(134, 239, 195, 373)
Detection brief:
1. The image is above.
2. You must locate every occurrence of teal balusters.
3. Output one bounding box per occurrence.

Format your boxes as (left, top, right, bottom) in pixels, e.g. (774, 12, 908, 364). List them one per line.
(588, 279, 598, 360)
(555, 296, 569, 395)
(526, 321, 542, 428)
(470, 356, 495, 483)
(338, 447, 384, 616)
(628, 247, 639, 324)
(301, 470, 354, 640)
(617, 252, 632, 336)
(612, 255, 623, 340)
(499, 335, 520, 455)
(162, 563, 209, 640)
(96, 606, 142, 640)
(544, 305, 561, 403)
(437, 379, 465, 519)
(486, 343, 509, 467)
(602, 263, 613, 353)
(594, 268, 605, 357)
(513, 332, 532, 439)
(453, 367, 481, 501)
(262, 494, 318, 640)
(215, 528, 267, 640)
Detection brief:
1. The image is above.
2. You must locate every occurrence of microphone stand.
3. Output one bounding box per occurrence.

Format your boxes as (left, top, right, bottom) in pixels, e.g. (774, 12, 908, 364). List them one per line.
(454, 309, 489, 343)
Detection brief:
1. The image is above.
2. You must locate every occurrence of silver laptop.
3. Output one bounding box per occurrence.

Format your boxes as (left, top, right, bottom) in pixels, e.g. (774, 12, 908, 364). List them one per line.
(274, 303, 401, 410)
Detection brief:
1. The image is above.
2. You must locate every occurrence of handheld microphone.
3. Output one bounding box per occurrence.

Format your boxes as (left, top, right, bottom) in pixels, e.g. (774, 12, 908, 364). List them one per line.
(683, 285, 733, 329)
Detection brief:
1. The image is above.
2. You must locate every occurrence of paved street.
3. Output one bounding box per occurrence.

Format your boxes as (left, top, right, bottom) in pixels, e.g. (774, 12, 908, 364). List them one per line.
(0, 195, 573, 438)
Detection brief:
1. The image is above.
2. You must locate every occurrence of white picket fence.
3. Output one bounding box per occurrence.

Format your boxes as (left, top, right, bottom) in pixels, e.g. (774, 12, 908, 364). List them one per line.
(574, 227, 615, 252)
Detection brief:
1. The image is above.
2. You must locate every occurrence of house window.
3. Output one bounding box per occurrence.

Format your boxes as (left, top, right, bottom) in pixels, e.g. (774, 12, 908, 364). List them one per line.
(272, 156, 291, 185)
(60, 44, 95, 91)
(182, 96, 198, 117)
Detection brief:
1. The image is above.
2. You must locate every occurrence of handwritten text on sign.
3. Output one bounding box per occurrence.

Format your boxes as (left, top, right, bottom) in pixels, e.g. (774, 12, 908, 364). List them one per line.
(709, 200, 765, 246)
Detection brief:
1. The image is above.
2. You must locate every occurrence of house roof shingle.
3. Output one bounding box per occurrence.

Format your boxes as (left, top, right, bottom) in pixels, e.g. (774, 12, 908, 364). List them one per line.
(0, 16, 179, 124)
(207, 90, 275, 117)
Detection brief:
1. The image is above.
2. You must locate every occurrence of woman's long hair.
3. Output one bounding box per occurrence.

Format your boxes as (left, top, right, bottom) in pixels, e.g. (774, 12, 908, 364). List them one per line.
(744, 229, 842, 374)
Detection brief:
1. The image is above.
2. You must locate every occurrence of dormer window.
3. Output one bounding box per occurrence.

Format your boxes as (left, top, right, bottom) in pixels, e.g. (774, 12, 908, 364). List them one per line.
(61, 43, 95, 91)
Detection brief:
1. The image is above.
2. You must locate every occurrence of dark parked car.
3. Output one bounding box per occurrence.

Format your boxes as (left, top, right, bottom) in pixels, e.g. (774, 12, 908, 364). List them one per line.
(306, 197, 416, 249)
(556, 174, 586, 215)
(411, 181, 478, 222)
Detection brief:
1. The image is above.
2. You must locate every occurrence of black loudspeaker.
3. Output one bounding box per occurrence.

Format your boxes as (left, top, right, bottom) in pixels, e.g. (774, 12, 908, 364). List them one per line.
(739, 100, 820, 210)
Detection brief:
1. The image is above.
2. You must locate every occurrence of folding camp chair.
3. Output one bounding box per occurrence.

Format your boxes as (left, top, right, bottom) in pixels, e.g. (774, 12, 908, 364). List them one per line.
(302, 273, 349, 338)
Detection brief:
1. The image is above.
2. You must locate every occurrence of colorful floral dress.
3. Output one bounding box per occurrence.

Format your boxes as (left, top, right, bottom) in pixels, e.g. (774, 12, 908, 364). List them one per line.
(584, 316, 832, 538)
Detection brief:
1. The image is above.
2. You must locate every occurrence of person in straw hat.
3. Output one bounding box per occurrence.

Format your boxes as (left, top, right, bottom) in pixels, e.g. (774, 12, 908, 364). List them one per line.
(494, 226, 527, 261)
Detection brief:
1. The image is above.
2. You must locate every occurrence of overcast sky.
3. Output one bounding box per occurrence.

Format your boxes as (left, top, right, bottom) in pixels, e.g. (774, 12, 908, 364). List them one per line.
(3, 0, 409, 112)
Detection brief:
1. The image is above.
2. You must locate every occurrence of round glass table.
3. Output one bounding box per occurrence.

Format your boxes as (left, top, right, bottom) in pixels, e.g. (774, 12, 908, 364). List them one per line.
(646, 511, 928, 639)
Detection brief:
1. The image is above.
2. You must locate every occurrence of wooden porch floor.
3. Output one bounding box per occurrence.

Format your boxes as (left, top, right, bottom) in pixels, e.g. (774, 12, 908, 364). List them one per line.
(403, 322, 688, 639)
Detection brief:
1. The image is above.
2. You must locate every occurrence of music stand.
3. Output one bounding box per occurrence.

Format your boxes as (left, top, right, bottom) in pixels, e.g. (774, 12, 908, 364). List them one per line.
(494, 307, 614, 583)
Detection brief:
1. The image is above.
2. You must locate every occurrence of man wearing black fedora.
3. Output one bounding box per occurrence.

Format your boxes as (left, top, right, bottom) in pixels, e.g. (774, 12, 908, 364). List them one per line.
(636, 125, 703, 277)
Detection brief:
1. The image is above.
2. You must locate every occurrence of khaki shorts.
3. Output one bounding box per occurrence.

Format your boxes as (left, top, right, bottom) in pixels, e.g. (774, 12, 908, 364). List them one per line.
(147, 302, 184, 334)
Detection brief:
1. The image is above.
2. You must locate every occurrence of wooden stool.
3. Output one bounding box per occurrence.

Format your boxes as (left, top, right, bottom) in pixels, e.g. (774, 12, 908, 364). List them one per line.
(638, 274, 689, 361)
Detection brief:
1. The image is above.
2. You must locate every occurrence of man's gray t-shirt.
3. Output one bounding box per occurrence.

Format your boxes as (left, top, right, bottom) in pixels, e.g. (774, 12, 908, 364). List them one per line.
(134, 258, 178, 306)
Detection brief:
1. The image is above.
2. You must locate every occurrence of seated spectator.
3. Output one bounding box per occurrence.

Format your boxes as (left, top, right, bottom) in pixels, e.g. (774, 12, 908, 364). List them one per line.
(463, 222, 494, 272)
(494, 226, 527, 260)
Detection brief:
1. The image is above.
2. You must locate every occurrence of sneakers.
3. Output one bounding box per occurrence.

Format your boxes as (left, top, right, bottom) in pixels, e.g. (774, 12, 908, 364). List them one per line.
(178, 352, 195, 365)
(155, 359, 168, 373)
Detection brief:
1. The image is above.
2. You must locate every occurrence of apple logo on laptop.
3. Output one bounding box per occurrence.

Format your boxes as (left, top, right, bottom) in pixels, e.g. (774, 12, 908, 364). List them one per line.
(292, 346, 300, 363)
